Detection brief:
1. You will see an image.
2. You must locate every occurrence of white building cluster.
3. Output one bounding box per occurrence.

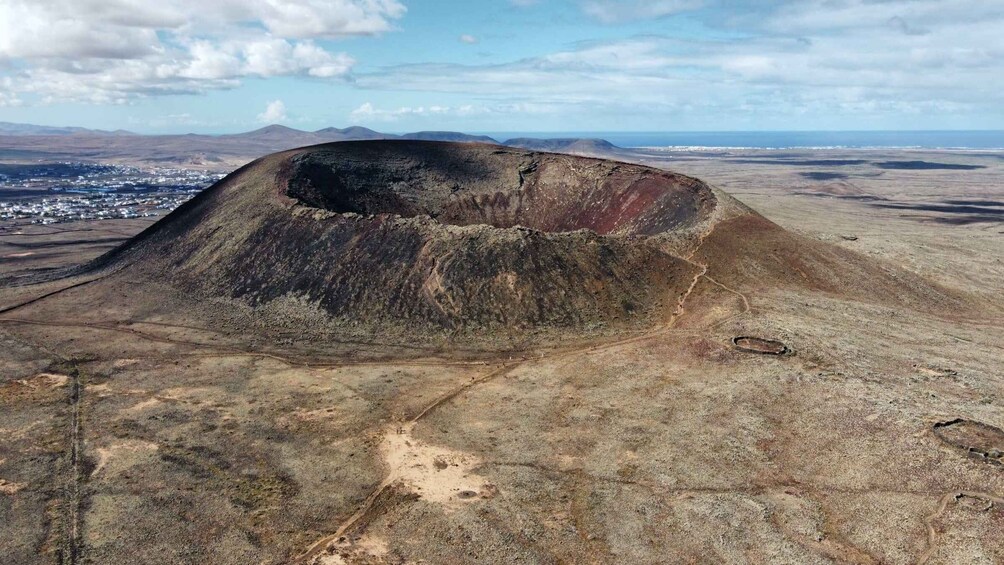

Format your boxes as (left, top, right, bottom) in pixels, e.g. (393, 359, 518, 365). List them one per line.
(0, 162, 225, 226)
(0, 194, 193, 223)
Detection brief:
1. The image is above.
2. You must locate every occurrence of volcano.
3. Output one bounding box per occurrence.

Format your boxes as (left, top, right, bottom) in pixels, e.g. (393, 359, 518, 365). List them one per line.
(87, 140, 964, 341)
(91, 142, 723, 333)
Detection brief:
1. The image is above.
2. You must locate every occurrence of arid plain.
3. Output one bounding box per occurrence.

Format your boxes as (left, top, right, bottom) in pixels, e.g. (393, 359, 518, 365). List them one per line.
(2, 144, 1002, 565)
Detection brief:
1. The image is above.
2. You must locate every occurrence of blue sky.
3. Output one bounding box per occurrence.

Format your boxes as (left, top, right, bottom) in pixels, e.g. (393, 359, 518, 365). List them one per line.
(0, 0, 1002, 133)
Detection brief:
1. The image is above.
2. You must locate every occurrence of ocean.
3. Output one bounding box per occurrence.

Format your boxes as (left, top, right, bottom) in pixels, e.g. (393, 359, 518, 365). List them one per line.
(478, 130, 1004, 150)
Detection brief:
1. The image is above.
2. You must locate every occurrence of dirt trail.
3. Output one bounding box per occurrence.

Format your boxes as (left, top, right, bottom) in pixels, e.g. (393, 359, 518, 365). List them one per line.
(65, 365, 83, 565)
(0, 274, 110, 316)
(295, 255, 746, 565)
(919, 490, 1004, 565)
(703, 274, 752, 314)
(127, 320, 466, 354)
(663, 219, 757, 332)
(666, 220, 721, 328)
(3, 215, 790, 565)
(0, 318, 499, 370)
(294, 219, 741, 563)
(668, 263, 708, 327)
(296, 310, 705, 563)
(295, 362, 518, 563)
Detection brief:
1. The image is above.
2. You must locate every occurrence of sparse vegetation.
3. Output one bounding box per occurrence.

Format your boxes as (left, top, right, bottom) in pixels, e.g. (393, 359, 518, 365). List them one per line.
(1, 142, 1002, 564)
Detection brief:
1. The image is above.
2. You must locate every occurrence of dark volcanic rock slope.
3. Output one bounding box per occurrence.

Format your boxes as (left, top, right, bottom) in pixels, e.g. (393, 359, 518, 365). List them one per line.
(97, 141, 721, 334)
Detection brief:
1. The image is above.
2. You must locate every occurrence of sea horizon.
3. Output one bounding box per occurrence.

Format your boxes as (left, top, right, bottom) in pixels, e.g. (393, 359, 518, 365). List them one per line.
(472, 130, 1004, 150)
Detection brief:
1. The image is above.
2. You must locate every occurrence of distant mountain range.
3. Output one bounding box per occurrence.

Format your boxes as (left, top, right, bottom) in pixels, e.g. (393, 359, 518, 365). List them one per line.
(0, 122, 624, 168)
(0, 121, 136, 136)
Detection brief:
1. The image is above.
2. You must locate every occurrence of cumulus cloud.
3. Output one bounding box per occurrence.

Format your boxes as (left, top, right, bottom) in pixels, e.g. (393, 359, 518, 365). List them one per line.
(0, 78, 20, 107)
(3, 0, 1000, 128)
(0, 0, 404, 103)
(257, 100, 288, 123)
(241, 40, 356, 78)
(459, 34, 479, 44)
(0, 0, 406, 60)
(0, 93, 21, 108)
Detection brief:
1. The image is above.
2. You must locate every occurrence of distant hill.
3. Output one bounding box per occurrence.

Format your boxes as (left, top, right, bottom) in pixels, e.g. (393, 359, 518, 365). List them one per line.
(314, 126, 387, 140)
(503, 137, 622, 156)
(0, 122, 623, 168)
(227, 125, 304, 138)
(400, 131, 498, 143)
(0, 122, 134, 136)
(223, 125, 394, 144)
(222, 125, 325, 145)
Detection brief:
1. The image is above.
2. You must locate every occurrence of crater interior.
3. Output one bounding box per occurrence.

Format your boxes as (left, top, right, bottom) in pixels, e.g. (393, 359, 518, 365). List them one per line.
(285, 142, 715, 236)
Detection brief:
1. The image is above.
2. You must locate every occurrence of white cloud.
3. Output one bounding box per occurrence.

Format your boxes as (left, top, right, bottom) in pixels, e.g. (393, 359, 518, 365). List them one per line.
(0, 93, 21, 107)
(0, 78, 21, 107)
(255, 0, 407, 38)
(348, 1, 1004, 127)
(0, 0, 406, 60)
(257, 100, 288, 123)
(459, 34, 478, 44)
(182, 41, 244, 80)
(241, 39, 355, 78)
(2, 0, 1001, 128)
(0, 0, 403, 103)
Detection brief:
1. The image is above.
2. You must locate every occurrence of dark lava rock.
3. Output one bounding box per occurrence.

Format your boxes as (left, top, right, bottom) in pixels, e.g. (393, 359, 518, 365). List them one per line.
(95, 141, 720, 335)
